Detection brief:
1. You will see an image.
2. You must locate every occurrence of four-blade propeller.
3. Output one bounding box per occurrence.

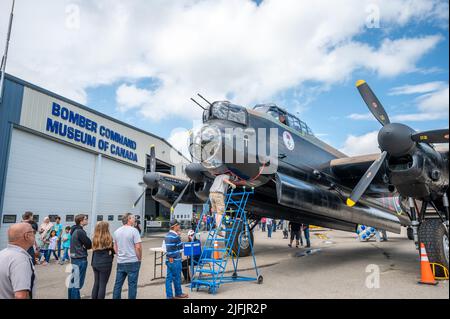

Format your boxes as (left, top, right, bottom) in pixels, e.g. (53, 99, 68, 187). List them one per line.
(347, 80, 449, 207)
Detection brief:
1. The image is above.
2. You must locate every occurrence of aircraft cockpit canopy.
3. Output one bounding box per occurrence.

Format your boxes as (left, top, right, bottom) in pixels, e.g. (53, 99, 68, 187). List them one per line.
(253, 104, 314, 137)
(203, 101, 248, 125)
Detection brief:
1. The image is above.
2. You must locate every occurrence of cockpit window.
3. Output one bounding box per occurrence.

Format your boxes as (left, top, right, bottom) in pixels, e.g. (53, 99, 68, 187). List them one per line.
(267, 108, 283, 121)
(253, 105, 268, 113)
(254, 104, 314, 136)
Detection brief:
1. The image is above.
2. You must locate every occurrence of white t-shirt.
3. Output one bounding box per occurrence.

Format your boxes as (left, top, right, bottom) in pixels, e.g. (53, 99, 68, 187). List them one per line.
(210, 174, 229, 194)
(48, 236, 58, 250)
(113, 226, 142, 264)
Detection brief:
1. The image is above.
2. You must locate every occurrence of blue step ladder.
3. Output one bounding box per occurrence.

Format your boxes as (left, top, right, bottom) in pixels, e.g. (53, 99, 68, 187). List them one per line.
(190, 187, 262, 294)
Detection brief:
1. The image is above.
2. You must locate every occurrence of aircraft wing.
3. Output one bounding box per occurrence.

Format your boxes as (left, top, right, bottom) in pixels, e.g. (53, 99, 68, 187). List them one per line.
(323, 153, 393, 197)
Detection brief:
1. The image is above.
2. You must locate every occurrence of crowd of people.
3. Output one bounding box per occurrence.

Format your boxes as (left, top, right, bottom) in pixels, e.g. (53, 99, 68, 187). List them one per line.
(0, 211, 143, 300)
(0, 172, 315, 300)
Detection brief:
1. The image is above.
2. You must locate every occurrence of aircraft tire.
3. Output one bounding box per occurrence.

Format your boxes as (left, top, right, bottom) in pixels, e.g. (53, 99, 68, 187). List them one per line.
(418, 219, 449, 277)
(231, 225, 254, 257)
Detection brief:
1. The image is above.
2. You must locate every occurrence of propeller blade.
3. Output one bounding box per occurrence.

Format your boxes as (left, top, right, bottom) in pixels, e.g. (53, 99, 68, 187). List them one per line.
(149, 145, 156, 173)
(170, 182, 191, 213)
(347, 151, 388, 207)
(411, 129, 449, 144)
(356, 80, 390, 126)
(133, 189, 147, 208)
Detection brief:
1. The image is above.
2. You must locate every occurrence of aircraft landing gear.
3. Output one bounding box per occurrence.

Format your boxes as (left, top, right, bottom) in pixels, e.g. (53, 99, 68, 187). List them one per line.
(408, 198, 420, 249)
(407, 227, 414, 241)
(231, 225, 254, 257)
(409, 194, 449, 278)
(418, 219, 449, 277)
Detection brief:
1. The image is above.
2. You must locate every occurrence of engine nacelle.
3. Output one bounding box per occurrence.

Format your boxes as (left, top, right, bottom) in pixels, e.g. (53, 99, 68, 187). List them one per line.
(388, 143, 449, 201)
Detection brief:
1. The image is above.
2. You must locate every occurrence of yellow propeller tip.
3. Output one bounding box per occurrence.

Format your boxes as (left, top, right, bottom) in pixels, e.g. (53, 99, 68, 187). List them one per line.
(356, 80, 366, 87)
(347, 198, 356, 207)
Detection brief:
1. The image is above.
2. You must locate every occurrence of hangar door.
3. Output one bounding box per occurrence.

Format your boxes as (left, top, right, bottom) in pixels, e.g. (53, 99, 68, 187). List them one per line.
(0, 129, 96, 246)
(96, 156, 144, 233)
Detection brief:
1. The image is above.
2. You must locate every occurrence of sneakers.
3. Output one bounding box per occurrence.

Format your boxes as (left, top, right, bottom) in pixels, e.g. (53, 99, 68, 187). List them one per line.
(288, 244, 292, 248)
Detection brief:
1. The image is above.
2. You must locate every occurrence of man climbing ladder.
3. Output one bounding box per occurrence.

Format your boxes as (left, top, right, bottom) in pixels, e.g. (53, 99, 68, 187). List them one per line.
(209, 173, 237, 236)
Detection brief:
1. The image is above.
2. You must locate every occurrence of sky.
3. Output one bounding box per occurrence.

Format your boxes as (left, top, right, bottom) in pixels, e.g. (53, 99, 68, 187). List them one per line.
(0, 0, 448, 157)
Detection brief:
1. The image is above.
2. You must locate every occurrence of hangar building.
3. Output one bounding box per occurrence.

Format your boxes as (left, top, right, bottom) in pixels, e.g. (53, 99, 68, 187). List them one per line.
(0, 74, 190, 247)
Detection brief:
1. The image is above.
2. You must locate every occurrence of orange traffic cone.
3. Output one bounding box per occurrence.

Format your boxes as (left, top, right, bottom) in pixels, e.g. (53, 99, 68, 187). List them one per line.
(418, 243, 438, 285)
(213, 241, 220, 260)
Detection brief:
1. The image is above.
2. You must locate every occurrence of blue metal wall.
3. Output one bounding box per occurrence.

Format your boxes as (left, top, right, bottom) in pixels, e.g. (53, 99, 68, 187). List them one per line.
(0, 76, 24, 218)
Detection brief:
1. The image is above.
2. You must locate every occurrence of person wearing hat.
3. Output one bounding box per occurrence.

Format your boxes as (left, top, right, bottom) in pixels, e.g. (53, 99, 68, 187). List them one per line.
(164, 220, 188, 299)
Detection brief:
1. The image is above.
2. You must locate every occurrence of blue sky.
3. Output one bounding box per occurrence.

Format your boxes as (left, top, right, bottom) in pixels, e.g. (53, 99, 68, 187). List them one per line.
(1, 0, 448, 156)
(85, 12, 449, 154)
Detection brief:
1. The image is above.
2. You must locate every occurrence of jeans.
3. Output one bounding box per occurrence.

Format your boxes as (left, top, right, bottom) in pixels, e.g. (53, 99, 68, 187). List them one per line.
(61, 247, 70, 262)
(261, 223, 266, 232)
(165, 259, 182, 298)
(92, 265, 112, 299)
(45, 249, 58, 262)
(68, 258, 88, 299)
(304, 228, 311, 247)
(56, 239, 62, 259)
(267, 226, 272, 238)
(38, 249, 47, 262)
(113, 262, 141, 299)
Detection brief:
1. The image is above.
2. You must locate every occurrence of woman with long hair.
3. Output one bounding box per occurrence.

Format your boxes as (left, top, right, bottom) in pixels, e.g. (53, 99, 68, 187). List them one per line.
(91, 221, 115, 299)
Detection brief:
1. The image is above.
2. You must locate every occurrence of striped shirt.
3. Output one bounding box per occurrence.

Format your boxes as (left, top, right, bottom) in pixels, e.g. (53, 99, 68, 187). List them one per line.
(165, 230, 183, 261)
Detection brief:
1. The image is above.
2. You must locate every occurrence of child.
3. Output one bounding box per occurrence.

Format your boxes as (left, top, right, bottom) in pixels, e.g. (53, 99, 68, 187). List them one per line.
(35, 232, 46, 265)
(60, 226, 71, 265)
(46, 230, 59, 263)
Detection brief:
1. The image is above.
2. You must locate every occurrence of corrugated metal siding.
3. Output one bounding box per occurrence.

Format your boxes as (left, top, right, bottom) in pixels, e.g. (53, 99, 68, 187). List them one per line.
(0, 78, 24, 217)
(0, 129, 96, 246)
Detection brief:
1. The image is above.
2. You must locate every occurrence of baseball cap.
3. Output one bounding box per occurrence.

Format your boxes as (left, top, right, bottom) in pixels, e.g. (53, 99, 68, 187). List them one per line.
(170, 219, 180, 228)
(188, 230, 195, 237)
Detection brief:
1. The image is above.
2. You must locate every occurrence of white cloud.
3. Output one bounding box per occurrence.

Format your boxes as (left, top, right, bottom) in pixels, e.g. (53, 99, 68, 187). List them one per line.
(0, 0, 447, 121)
(389, 81, 447, 95)
(417, 86, 449, 113)
(116, 84, 152, 112)
(347, 113, 376, 121)
(167, 128, 194, 160)
(340, 131, 381, 156)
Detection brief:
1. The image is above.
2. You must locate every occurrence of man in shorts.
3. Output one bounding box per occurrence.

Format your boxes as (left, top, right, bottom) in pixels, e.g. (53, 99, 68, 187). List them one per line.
(209, 173, 236, 235)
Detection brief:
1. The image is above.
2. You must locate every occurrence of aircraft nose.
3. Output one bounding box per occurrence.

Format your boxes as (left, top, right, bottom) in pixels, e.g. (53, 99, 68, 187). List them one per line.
(190, 124, 224, 169)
